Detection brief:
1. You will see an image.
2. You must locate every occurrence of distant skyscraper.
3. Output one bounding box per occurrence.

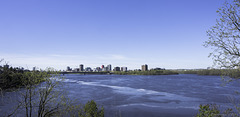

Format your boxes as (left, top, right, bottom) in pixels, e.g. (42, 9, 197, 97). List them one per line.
(101, 65, 104, 69)
(114, 67, 120, 71)
(85, 67, 92, 72)
(74, 68, 80, 72)
(141, 64, 148, 71)
(33, 67, 36, 71)
(121, 67, 127, 72)
(67, 66, 71, 72)
(107, 64, 112, 71)
(80, 64, 84, 72)
(102, 67, 107, 71)
(96, 67, 101, 72)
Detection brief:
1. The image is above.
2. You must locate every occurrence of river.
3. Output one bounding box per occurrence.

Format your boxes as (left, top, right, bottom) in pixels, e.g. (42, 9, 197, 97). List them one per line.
(1, 74, 240, 117)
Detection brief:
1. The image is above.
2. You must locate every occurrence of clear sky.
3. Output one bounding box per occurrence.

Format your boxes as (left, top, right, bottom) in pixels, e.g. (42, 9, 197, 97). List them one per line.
(0, 0, 227, 70)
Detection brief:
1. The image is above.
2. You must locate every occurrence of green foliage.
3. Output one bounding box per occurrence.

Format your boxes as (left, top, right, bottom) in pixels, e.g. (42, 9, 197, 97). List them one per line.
(196, 104, 239, 117)
(81, 100, 104, 117)
(60, 100, 104, 117)
(178, 69, 240, 78)
(178, 69, 223, 76)
(113, 70, 178, 75)
(177, 70, 198, 74)
(197, 69, 223, 76)
(204, 0, 240, 69)
(202, 0, 240, 116)
(196, 104, 221, 117)
(4, 69, 105, 117)
(225, 69, 240, 79)
(0, 60, 105, 117)
(0, 66, 50, 90)
(5, 69, 65, 117)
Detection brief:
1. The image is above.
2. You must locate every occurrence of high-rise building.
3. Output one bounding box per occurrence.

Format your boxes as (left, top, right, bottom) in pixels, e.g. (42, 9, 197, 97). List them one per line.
(101, 65, 105, 69)
(67, 66, 72, 72)
(79, 64, 84, 72)
(96, 67, 101, 72)
(33, 67, 36, 71)
(102, 67, 107, 71)
(107, 64, 112, 71)
(114, 67, 120, 71)
(141, 64, 148, 71)
(74, 68, 80, 72)
(121, 67, 127, 72)
(85, 67, 92, 72)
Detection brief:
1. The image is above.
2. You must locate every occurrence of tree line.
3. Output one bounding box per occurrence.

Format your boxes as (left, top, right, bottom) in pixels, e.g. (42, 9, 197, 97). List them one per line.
(0, 61, 104, 117)
(113, 69, 179, 75)
(178, 69, 240, 78)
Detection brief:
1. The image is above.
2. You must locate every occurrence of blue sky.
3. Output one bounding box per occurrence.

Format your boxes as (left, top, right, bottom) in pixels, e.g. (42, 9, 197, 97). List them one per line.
(0, 0, 226, 70)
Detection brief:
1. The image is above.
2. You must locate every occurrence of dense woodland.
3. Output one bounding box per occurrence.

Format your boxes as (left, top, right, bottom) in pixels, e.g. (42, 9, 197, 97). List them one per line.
(0, 65, 50, 90)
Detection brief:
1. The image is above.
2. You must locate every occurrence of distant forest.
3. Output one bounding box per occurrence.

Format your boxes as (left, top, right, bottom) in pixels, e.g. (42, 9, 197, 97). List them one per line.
(177, 69, 240, 78)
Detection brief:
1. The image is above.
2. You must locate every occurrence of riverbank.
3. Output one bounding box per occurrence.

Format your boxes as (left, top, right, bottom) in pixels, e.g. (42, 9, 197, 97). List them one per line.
(113, 70, 179, 75)
(176, 69, 240, 78)
(60, 70, 179, 75)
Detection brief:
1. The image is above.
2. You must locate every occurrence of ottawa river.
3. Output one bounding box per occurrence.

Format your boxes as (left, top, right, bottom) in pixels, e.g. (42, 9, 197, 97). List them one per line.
(1, 74, 240, 117)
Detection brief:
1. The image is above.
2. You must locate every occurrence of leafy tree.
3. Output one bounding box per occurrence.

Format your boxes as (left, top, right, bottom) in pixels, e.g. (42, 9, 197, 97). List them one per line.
(201, 0, 240, 116)
(82, 100, 104, 117)
(204, 0, 240, 69)
(7, 69, 66, 117)
(196, 104, 221, 117)
(196, 104, 237, 117)
(62, 100, 104, 117)
(0, 60, 105, 117)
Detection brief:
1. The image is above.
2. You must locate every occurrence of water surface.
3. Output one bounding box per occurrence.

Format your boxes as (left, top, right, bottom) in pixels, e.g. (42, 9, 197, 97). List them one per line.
(1, 74, 239, 117)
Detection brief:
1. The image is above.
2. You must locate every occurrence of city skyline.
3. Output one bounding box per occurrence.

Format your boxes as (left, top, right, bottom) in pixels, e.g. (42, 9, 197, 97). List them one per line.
(64, 64, 145, 72)
(0, 0, 226, 70)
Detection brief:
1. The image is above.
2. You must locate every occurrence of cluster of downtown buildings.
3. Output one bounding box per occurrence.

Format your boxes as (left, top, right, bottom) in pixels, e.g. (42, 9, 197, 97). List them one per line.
(66, 64, 150, 72)
(66, 64, 128, 72)
(0, 64, 164, 73)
